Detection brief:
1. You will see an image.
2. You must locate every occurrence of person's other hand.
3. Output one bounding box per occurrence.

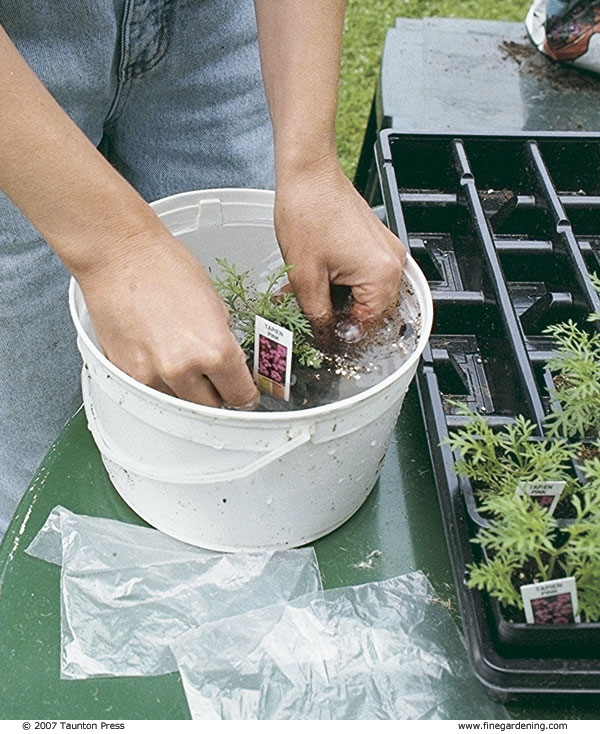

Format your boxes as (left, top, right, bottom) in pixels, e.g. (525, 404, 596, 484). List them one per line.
(274, 163, 407, 321)
(77, 231, 259, 409)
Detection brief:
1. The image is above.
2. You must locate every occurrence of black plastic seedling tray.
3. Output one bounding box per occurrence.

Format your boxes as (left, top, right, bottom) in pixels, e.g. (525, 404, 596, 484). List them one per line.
(375, 130, 600, 699)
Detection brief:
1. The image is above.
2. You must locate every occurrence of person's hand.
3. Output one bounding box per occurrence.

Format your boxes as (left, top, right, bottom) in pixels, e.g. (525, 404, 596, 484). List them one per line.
(76, 230, 259, 409)
(274, 163, 407, 321)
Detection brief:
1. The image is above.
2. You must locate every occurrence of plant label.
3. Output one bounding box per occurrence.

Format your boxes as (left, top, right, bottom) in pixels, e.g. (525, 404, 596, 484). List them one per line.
(514, 480, 566, 515)
(521, 577, 580, 625)
(253, 316, 293, 401)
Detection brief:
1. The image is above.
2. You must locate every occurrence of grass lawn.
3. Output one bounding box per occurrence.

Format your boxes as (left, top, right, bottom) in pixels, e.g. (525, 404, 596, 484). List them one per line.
(337, 0, 531, 177)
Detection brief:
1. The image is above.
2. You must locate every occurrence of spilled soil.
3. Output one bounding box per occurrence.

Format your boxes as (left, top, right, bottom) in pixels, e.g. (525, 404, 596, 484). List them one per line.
(500, 39, 600, 93)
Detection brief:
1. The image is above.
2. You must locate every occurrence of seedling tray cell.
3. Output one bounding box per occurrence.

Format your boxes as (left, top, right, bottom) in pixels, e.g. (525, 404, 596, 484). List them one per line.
(376, 130, 600, 698)
(490, 598, 600, 660)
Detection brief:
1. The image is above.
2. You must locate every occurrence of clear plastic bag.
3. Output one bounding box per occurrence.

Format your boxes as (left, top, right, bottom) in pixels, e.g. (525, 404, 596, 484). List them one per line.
(26, 506, 322, 679)
(170, 572, 509, 720)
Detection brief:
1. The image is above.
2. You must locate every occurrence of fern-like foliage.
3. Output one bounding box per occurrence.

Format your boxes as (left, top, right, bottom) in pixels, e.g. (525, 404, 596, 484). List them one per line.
(467, 493, 555, 609)
(467, 554, 523, 609)
(214, 258, 323, 368)
(561, 461, 600, 621)
(447, 405, 600, 620)
(544, 319, 600, 439)
(444, 405, 577, 500)
(468, 460, 600, 621)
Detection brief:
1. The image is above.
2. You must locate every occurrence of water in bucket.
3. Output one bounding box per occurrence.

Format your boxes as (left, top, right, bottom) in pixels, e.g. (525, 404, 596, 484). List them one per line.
(225, 270, 422, 412)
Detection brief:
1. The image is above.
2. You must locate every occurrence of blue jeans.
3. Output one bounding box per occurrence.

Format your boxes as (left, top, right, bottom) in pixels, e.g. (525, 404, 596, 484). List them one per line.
(0, 0, 275, 537)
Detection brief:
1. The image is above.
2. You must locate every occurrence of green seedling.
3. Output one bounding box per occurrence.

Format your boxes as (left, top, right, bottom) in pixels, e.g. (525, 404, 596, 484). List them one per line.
(444, 405, 577, 502)
(444, 405, 599, 620)
(467, 465, 600, 621)
(544, 319, 600, 440)
(214, 258, 323, 368)
(543, 271, 600, 439)
(440, 272, 600, 622)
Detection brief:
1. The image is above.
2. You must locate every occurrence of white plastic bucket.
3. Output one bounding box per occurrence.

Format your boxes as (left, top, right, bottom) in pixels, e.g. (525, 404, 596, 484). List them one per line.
(69, 189, 433, 551)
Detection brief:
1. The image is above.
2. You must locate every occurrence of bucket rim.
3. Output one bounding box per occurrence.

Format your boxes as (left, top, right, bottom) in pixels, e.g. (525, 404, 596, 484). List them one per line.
(68, 189, 433, 422)
(149, 186, 275, 214)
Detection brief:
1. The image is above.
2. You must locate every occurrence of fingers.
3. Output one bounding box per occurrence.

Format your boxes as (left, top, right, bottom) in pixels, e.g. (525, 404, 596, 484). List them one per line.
(346, 210, 407, 318)
(85, 239, 261, 410)
(282, 250, 405, 323)
(201, 340, 261, 409)
(123, 350, 260, 410)
(275, 171, 408, 325)
(287, 263, 334, 321)
(163, 371, 226, 408)
(158, 338, 260, 410)
(348, 249, 406, 319)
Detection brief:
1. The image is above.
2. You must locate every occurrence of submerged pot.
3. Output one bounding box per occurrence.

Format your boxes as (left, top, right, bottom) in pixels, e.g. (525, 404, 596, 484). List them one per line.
(69, 189, 433, 551)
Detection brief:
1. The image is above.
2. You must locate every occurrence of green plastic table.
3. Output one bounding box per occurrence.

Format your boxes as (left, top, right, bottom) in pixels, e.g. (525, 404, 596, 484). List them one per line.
(1, 388, 599, 720)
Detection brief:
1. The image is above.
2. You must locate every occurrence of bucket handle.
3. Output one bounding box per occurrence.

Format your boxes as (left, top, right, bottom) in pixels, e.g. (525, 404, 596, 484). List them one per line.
(82, 383, 313, 485)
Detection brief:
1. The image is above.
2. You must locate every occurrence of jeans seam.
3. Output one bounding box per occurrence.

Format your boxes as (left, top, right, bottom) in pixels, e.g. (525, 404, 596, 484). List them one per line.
(123, 0, 174, 79)
(105, 0, 174, 126)
(104, 0, 136, 125)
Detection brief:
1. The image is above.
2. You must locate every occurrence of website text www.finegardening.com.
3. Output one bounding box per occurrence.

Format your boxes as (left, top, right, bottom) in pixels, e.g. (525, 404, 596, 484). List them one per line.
(458, 723, 569, 731)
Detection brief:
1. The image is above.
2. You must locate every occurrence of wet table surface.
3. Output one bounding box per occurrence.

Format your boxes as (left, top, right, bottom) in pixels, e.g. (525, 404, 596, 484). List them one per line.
(1, 390, 599, 720)
(379, 17, 600, 133)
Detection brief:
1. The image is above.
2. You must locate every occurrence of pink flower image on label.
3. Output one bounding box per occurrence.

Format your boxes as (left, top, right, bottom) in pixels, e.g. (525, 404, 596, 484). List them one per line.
(258, 335, 287, 386)
(531, 592, 574, 624)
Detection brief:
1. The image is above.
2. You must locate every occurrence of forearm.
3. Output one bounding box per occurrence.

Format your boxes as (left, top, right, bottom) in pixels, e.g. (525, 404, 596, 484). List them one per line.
(0, 26, 260, 409)
(0, 26, 162, 281)
(253, 0, 346, 183)
(253, 2, 405, 321)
